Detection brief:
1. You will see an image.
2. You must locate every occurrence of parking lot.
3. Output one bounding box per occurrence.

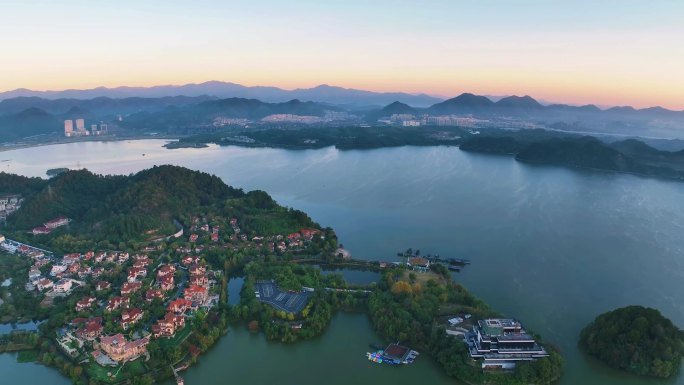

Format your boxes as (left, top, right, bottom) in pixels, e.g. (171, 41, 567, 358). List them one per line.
(255, 281, 311, 313)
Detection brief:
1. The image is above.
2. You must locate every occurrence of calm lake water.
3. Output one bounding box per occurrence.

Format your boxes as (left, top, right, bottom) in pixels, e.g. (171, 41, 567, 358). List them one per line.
(3, 139, 684, 385)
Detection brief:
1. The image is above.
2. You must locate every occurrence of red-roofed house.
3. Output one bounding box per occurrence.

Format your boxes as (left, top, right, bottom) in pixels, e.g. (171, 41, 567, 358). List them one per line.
(76, 317, 103, 340)
(287, 232, 301, 240)
(127, 267, 147, 282)
(145, 288, 164, 303)
(190, 234, 198, 242)
(76, 297, 97, 312)
(99, 334, 149, 362)
(211, 233, 218, 242)
(121, 308, 144, 330)
(106, 296, 130, 312)
(157, 264, 176, 279)
(78, 266, 92, 278)
(182, 255, 200, 266)
(45, 216, 69, 229)
(32, 226, 51, 235)
(152, 313, 185, 338)
(159, 275, 174, 292)
(63, 253, 81, 264)
(190, 274, 208, 287)
(36, 278, 53, 291)
(300, 228, 321, 240)
(92, 267, 104, 279)
(183, 285, 208, 303)
(121, 282, 142, 296)
(189, 264, 206, 276)
(408, 257, 430, 272)
(168, 298, 193, 314)
(96, 281, 111, 291)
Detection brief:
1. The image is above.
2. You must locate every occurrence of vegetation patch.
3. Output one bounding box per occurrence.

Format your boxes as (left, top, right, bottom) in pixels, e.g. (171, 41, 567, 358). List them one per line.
(580, 305, 684, 378)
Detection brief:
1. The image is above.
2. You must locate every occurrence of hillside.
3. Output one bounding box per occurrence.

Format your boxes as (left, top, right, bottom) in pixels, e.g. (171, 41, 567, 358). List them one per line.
(516, 136, 635, 171)
(0, 165, 318, 251)
(580, 306, 684, 378)
(0, 107, 61, 141)
(459, 135, 684, 180)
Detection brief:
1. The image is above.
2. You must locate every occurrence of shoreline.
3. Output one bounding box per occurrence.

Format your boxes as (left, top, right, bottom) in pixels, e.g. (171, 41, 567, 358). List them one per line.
(0, 135, 180, 153)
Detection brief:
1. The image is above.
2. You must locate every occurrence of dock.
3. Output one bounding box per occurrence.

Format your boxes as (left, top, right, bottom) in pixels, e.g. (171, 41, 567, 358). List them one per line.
(171, 364, 184, 385)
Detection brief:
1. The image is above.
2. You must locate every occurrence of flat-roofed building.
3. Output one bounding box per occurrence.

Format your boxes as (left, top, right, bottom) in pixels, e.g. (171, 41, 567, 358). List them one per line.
(467, 318, 548, 369)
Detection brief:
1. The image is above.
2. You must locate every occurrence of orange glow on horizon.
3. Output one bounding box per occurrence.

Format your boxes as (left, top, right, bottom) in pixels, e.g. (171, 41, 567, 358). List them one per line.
(5, 75, 681, 111)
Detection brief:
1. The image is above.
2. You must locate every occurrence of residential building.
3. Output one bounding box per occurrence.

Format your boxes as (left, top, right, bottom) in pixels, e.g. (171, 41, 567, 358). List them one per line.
(76, 297, 96, 312)
(75, 317, 103, 340)
(145, 288, 164, 303)
(182, 255, 200, 266)
(96, 281, 111, 291)
(99, 334, 149, 362)
(183, 285, 208, 303)
(45, 217, 70, 229)
(121, 281, 142, 296)
(408, 257, 430, 272)
(105, 296, 130, 312)
(121, 308, 144, 330)
(152, 312, 185, 338)
(32, 226, 51, 235)
(159, 275, 174, 291)
(168, 299, 193, 314)
(64, 120, 74, 136)
(36, 278, 53, 291)
(53, 278, 74, 293)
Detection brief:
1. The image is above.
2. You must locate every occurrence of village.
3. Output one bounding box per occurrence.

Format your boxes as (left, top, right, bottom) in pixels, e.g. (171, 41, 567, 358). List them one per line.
(0, 213, 327, 383)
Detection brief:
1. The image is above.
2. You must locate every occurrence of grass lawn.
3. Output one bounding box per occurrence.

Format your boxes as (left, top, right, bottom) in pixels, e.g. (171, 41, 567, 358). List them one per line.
(400, 270, 446, 287)
(87, 357, 148, 383)
(88, 361, 117, 383)
(158, 325, 192, 349)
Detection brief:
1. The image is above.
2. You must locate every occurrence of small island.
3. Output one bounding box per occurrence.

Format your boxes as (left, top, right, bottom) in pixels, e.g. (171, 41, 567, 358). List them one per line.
(580, 305, 684, 378)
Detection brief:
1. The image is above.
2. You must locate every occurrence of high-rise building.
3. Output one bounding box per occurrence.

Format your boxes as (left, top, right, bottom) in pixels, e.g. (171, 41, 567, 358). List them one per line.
(64, 120, 74, 137)
(100, 123, 108, 132)
(75, 119, 85, 131)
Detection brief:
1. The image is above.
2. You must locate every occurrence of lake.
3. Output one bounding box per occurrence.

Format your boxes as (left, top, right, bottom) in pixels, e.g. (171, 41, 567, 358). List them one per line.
(2, 139, 684, 385)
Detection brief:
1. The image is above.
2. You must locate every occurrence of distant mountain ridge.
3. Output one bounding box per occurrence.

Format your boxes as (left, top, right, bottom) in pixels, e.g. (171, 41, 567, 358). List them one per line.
(0, 81, 443, 107)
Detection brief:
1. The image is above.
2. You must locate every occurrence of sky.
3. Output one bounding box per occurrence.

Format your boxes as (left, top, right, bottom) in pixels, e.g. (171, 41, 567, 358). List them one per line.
(1, 0, 683, 109)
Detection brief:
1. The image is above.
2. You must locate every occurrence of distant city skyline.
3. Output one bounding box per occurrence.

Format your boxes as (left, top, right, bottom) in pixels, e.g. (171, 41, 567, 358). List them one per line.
(2, 1, 683, 109)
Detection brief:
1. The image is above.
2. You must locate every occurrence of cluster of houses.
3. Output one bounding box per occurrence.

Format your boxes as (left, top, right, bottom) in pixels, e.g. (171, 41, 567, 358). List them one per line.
(32, 216, 70, 235)
(0, 194, 22, 222)
(24, 251, 143, 296)
(188, 216, 325, 258)
(151, 256, 212, 339)
(5, 214, 326, 370)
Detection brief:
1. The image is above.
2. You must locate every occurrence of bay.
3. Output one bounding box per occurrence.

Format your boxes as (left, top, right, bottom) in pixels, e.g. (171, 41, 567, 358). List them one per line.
(2, 139, 684, 385)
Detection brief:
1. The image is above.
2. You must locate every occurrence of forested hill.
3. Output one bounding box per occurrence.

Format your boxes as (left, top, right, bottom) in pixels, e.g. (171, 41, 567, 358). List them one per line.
(460, 135, 684, 181)
(0, 165, 319, 251)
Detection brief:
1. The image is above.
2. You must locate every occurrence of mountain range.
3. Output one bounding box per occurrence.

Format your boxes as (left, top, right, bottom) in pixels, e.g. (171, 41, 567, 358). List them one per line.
(0, 81, 443, 108)
(0, 89, 683, 142)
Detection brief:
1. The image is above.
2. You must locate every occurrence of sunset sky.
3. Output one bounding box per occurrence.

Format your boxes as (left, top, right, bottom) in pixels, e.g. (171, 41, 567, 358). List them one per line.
(2, 0, 683, 109)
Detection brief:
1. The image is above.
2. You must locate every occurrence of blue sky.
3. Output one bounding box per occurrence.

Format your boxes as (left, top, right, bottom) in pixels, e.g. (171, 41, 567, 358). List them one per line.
(1, 0, 683, 108)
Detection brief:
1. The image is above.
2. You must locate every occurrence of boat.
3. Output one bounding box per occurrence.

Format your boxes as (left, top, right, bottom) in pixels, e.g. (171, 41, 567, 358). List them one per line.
(448, 266, 460, 272)
(448, 258, 471, 265)
(366, 351, 384, 364)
